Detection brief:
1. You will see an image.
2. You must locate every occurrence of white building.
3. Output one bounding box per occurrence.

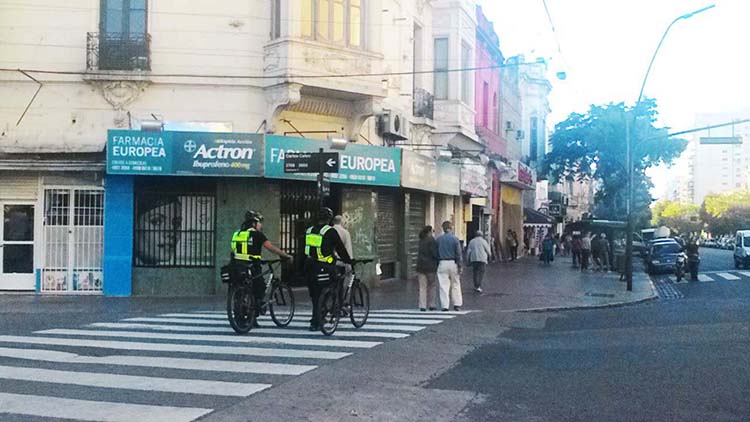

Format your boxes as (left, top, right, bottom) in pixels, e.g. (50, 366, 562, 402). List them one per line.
(690, 113, 750, 205)
(0, 0, 480, 292)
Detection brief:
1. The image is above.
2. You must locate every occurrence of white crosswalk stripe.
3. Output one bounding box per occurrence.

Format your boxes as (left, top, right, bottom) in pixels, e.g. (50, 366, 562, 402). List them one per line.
(0, 309, 467, 421)
(88, 322, 410, 339)
(716, 272, 741, 280)
(698, 274, 713, 282)
(737, 271, 750, 278)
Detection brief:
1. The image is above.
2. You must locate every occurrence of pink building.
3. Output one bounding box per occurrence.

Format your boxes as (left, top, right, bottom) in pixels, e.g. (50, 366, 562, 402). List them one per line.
(475, 5, 506, 157)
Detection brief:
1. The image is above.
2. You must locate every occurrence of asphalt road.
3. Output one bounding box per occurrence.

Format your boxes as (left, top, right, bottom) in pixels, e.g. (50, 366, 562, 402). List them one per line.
(428, 271, 750, 421)
(0, 256, 748, 421)
(698, 246, 735, 272)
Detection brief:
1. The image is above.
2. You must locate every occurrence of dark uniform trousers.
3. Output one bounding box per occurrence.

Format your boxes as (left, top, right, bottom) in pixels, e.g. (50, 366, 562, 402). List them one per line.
(232, 259, 265, 304)
(305, 259, 338, 325)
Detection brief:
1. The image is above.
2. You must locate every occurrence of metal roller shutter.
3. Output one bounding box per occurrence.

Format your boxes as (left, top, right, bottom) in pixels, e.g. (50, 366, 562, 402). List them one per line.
(406, 193, 426, 278)
(0, 172, 38, 200)
(376, 190, 399, 278)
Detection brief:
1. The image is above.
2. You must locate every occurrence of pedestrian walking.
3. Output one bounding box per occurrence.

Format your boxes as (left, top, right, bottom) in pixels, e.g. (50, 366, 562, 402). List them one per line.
(467, 231, 491, 293)
(598, 233, 610, 272)
(505, 230, 516, 261)
(511, 230, 519, 260)
(581, 232, 592, 271)
(541, 233, 554, 265)
(416, 225, 438, 311)
(571, 234, 582, 268)
(591, 233, 602, 271)
(435, 221, 463, 311)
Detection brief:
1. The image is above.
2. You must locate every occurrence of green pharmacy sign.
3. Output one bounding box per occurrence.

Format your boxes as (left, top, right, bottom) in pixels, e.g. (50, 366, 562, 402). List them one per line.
(107, 130, 264, 177)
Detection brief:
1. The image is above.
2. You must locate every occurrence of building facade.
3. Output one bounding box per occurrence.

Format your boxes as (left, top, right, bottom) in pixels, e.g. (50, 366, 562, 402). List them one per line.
(0, 0, 477, 294)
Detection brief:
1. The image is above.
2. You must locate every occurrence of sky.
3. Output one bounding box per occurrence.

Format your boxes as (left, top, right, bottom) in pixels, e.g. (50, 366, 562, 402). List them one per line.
(479, 0, 750, 199)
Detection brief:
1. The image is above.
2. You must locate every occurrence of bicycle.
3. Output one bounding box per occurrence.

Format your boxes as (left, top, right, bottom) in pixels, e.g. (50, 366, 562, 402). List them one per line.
(222, 259, 295, 334)
(318, 259, 372, 336)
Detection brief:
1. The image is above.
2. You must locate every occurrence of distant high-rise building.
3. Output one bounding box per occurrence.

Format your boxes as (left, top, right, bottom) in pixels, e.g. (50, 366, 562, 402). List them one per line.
(690, 113, 750, 205)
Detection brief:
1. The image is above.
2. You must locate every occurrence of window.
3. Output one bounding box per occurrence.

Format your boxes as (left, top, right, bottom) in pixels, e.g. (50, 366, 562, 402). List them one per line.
(302, 0, 363, 47)
(134, 181, 216, 267)
(434, 38, 449, 99)
(482, 82, 489, 127)
(97, 0, 149, 71)
(100, 0, 146, 35)
(493, 92, 499, 133)
(461, 42, 472, 103)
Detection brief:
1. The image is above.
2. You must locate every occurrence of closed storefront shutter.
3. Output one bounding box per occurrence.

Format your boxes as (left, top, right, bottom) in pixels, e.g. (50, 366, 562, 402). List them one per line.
(406, 192, 426, 278)
(0, 172, 38, 200)
(376, 190, 399, 279)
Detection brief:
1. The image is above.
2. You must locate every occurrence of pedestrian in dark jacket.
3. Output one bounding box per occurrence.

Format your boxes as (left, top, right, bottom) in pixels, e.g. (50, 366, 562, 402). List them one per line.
(541, 234, 554, 265)
(416, 225, 438, 311)
(571, 235, 583, 268)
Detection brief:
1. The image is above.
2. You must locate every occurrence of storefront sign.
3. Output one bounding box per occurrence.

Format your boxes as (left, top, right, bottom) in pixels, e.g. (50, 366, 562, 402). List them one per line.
(401, 150, 460, 195)
(265, 135, 400, 187)
(460, 162, 489, 197)
(499, 160, 536, 190)
(107, 130, 264, 177)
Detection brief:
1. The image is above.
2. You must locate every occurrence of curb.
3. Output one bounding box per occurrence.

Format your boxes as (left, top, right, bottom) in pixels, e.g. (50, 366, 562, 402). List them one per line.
(511, 274, 658, 313)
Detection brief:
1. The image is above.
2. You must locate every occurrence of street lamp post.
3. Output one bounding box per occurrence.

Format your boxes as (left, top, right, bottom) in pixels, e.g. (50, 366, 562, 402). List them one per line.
(625, 4, 715, 291)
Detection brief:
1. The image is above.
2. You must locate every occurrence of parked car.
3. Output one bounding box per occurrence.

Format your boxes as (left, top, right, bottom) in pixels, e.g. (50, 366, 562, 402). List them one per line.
(734, 230, 750, 269)
(646, 239, 682, 274)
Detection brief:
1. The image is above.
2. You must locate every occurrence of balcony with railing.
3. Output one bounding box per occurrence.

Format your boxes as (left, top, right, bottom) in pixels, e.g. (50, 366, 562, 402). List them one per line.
(86, 32, 151, 72)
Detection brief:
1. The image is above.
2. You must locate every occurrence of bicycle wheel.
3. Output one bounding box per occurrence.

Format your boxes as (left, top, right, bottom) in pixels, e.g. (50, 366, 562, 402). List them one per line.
(269, 281, 295, 327)
(318, 286, 340, 336)
(227, 283, 256, 334)
(349, 280, 370, 328)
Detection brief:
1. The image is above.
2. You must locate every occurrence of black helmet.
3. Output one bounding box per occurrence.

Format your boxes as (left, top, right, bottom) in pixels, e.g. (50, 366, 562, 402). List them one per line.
(244, 210, 263, 224)
(318, 207, 334, 222)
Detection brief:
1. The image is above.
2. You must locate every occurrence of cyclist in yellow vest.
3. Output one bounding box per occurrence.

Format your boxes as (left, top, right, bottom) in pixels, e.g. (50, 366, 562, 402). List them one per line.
(304, 207, 352, 331)
(231, 210, 291, 326)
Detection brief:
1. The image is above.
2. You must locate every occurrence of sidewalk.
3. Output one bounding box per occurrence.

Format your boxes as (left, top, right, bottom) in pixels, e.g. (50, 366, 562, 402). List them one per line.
(0, 254, 655, 317)
(369, 253, 656, 312)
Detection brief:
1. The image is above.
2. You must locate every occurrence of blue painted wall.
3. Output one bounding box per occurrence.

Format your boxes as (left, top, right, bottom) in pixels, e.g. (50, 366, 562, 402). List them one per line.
(103, 175, 134, 296)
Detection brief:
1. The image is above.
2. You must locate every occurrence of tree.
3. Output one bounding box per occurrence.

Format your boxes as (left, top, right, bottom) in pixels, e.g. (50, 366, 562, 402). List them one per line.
(701, 191, 750, 235)
(542, 99, 686, 226)
(651, 200, 701, 235)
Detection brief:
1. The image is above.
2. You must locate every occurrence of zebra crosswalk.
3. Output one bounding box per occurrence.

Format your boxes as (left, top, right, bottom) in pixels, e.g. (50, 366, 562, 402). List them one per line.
(0, 308, 469, 422)
(653, 270, 750, 285)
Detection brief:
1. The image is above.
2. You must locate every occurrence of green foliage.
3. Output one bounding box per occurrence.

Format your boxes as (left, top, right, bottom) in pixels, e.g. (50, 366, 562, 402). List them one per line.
(543, 99, 687, 223)
(651, 200, 701, 235)
(700, 191, 750, 235)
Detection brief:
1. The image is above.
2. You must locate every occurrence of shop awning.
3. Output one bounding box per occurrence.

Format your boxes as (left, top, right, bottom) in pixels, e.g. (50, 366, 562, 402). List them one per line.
(524, 207, 554, 225)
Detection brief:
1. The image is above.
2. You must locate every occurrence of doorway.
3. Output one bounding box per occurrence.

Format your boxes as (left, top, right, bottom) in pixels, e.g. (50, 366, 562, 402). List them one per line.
(0, 203, 35, 290)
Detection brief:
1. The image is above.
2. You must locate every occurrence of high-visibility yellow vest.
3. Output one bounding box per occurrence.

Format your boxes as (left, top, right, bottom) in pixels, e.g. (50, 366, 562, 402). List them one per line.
(305, 225, 334, 264)
(231, 228, 262, 261)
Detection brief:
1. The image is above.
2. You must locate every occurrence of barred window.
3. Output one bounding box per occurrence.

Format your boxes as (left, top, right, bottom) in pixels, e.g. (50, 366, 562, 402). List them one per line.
(134, 182, 216, 268)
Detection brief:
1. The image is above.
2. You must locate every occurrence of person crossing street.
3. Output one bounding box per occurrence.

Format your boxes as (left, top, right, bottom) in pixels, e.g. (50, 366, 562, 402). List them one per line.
(435, 221, 463, 311)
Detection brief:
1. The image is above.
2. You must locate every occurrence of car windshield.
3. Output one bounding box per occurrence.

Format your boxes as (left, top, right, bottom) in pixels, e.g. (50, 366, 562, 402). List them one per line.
(653, 243, 680, 255)
(744, 237, 750, 247)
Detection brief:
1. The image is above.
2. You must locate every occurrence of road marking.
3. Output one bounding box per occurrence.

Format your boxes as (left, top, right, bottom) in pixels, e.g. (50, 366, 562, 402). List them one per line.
(0, 364, 269, 397)
(126, 316, 442, 326)
(716, 272, 741, 280)
(36, 329, 382, 349)
(288, 311, 456, 320)
(162, 312, 455, 320)
(737, 271, 750, 278)
(88, 322, 409, 339)
(672, 276, 689, 284)
(275, 321, 426, 332)
(698, 274, 713, 282)
(0, 335, 349, 360)
(0, 392, 211, 422)
(376, 309, 472, 315)
(0, 346, 316, 376)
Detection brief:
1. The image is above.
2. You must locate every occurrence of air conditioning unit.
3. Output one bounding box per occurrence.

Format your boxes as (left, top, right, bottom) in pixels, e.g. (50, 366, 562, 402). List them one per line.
(379, 111, 408, 140)
(516, 129, 525, 140)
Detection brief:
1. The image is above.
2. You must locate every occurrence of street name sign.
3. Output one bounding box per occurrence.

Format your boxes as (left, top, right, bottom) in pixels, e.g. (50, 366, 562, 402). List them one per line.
(284, 152, 340, 173)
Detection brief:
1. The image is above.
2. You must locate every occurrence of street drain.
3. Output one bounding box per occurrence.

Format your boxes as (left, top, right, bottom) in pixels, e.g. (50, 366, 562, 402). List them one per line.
(585, 292, 615, 298)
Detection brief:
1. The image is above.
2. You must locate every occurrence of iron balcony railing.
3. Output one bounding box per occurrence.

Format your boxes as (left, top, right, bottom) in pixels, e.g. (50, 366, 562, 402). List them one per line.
(87, 32, 151, 71)
(413, 87, 434, 120)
